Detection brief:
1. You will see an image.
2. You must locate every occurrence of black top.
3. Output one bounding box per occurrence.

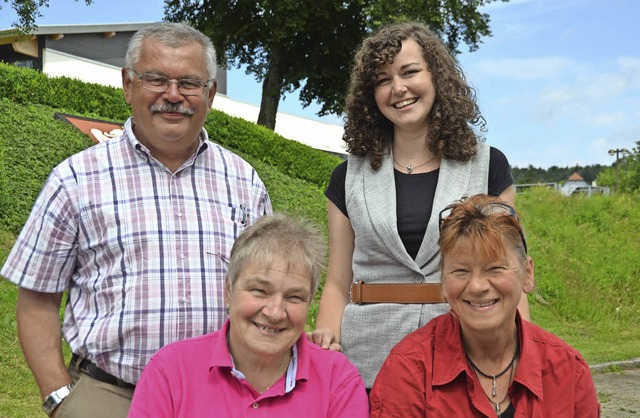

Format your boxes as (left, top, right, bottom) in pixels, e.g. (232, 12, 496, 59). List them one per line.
(325, 147, 514, 259)
(501, 403, 515, 417)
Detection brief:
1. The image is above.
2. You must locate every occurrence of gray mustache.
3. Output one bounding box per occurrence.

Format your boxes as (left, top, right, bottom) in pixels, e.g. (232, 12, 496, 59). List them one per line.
(150, 103, 196, 116)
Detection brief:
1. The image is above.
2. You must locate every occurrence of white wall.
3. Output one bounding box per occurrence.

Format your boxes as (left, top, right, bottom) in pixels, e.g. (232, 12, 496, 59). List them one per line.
(43, 49, 123, 88)
(212, 95, 346, 155)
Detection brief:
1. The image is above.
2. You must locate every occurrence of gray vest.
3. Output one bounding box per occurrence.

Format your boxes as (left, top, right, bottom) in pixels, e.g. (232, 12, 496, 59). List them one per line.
(342, 143, 490, 387)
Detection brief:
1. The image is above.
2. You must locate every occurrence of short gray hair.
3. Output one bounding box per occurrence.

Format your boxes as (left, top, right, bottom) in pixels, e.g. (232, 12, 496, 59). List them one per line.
(125, 21, 217, 85)
(227, 213, 326, 297)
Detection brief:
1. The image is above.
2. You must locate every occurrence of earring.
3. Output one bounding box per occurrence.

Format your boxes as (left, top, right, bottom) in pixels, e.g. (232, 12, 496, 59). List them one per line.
(225, 304, 229, 314)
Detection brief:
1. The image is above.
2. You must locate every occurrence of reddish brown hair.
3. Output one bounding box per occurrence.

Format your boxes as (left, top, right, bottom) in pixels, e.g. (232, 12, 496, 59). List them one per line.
(438, 194, 527, 266)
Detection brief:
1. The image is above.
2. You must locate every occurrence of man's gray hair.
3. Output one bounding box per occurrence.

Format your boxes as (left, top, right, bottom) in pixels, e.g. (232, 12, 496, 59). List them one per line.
(125, 21, 217, 85)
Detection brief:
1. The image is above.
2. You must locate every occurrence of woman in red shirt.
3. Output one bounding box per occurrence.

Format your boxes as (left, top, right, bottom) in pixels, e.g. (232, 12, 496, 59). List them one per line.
(369, 194, 600, 417)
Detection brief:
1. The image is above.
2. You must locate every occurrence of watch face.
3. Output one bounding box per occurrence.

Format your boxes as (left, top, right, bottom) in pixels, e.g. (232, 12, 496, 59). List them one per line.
(42, 396, 59, 415)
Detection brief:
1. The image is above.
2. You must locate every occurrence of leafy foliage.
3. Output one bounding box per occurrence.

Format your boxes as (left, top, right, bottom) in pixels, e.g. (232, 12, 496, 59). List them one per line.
(164, 0, 507, 129)
(204, 111, 343, 189)
(0, 63, 130, 121)
(1, 0, 93, 31)
(596, 141, 640, 193)
(0, 62, 342, 194)
(512, 163, 608, 185)
(0, 98, 94, 233)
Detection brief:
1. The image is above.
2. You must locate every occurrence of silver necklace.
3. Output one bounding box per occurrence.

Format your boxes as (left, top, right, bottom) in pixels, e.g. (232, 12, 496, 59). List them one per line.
(260, 352, 291, 393)
(487, 365, 514, 417)
(392, 156, 434, 174)
(466, 339, 519, 417)
(466, 339, 519, 397)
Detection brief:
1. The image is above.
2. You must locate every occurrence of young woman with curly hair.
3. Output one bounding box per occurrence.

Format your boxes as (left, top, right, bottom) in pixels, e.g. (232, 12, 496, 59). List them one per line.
(308, 22, 529, 391)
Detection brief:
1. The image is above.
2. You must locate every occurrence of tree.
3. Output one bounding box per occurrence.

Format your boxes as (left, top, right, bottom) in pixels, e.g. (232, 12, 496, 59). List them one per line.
(1, 0, 93, 32)
(165, 0, 508, 130)
(511, 163, 608, 185)
(596, 141, 640, 193)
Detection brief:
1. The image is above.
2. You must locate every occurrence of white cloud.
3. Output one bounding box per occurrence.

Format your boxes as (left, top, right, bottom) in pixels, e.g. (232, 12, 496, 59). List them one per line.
(482, 0, 583, 15)
(579, 72, 635, 100)
(473, 56, 578, 80)
(618, 56, 640, 70)
(520, 56, 639, 127)
(589, 137, 610, 156)
(617, 57, 640, 89)
(592, 112, 627, 126)
(468, 0, 640, 168)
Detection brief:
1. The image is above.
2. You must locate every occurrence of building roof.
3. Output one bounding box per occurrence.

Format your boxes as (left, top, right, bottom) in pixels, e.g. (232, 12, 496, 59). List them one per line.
(0, 23, 151, 39)
(568, 172, 585, 181)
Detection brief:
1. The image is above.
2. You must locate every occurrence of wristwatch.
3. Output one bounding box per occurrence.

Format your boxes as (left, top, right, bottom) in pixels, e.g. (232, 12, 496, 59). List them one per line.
(42, 384, 74, 416)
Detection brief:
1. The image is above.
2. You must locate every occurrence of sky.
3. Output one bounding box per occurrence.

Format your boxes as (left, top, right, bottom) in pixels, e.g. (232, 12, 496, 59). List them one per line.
(1, 0, 639, 169)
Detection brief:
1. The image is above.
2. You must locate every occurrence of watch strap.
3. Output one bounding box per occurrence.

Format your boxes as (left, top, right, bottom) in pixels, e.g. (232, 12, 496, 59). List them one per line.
(42, 384, 74, 416)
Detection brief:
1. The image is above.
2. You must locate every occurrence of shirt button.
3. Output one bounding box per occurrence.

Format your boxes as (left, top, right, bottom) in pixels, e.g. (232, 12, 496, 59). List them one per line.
(179, 297, 188, 304)
(177, 212, 183, 217)
(252, 403, 259, 409)
(180, 253, 185, 259)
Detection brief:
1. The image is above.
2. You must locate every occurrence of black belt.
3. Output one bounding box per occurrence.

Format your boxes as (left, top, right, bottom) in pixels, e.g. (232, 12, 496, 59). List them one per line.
(71, 354, 135, 389)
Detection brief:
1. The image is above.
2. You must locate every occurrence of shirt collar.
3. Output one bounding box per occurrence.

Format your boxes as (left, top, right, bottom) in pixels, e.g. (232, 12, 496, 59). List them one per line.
(123, 117, 209, 162)
(511, 311, 544, 399)
(432, 311, 544, 400)
(209, 318, 305, 394)
(431, 312, 468, 386)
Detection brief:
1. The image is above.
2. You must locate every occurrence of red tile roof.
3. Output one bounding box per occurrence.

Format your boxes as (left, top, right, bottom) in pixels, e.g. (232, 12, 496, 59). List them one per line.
(568, 172, 584, 181)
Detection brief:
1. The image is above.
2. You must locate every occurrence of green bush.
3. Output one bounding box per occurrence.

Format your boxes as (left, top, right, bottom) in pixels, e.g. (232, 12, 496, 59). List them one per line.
(0, 63, 131, 121)
(0, 98, 94, 233)
(0, 131, 6, 224)
(0, 63, 344, 191)
(205, 111, 343, 189)
(595, 141, 640, 194)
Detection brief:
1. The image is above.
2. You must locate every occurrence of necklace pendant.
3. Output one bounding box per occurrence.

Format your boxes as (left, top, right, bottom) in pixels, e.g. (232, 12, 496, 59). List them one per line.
(491, 376, 497, 397)
(406, 164, 414, 174)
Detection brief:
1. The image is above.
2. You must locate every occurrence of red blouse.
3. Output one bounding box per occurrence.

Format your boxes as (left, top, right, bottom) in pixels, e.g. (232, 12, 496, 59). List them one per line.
(370, 312, 600, 417)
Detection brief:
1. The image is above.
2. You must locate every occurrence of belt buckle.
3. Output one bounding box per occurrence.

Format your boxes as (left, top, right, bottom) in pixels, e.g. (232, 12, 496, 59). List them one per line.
(351, 280, 364, 304)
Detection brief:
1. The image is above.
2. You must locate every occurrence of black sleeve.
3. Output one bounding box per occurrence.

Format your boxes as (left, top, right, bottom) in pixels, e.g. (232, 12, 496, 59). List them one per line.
(488, 147, 514, 197)
(324, 160, 349, 218)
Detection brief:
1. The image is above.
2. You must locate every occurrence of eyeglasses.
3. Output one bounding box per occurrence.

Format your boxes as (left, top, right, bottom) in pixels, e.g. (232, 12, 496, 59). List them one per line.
(438, 201, 528, 254)
(129, 69, 211, 96)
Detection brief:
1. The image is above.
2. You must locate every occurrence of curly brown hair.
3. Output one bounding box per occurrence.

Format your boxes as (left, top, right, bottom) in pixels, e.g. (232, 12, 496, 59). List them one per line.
(344, 22, 486, 170)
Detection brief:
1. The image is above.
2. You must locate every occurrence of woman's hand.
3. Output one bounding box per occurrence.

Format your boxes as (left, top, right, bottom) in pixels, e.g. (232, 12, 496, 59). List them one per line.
(306, 329, 343, 352)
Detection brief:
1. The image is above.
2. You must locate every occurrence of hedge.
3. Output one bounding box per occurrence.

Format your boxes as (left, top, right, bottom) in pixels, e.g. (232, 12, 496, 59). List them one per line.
(0, 62, 343, 189)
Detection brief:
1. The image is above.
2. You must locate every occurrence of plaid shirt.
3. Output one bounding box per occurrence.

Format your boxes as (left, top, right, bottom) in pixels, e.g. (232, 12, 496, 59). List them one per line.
(1, 118, 272, 384)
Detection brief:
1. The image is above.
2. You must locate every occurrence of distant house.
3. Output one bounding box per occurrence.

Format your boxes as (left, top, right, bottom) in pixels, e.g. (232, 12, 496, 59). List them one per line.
(560, 172, 609, 196)
(0, 23, 227, 94)
(0, 23, 346, 157)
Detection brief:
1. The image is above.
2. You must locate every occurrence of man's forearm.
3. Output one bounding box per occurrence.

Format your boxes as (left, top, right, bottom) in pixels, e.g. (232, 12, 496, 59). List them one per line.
(16, 288, 73, 399)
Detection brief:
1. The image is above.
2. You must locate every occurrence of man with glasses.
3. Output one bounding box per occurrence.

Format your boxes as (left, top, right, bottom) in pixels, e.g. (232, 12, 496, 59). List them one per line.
(1, 22, 272, 417)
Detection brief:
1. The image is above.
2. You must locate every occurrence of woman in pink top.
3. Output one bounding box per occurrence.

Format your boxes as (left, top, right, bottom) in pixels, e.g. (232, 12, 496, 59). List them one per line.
(129, 214, 369, 418)
(370, 194, 600, 417)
